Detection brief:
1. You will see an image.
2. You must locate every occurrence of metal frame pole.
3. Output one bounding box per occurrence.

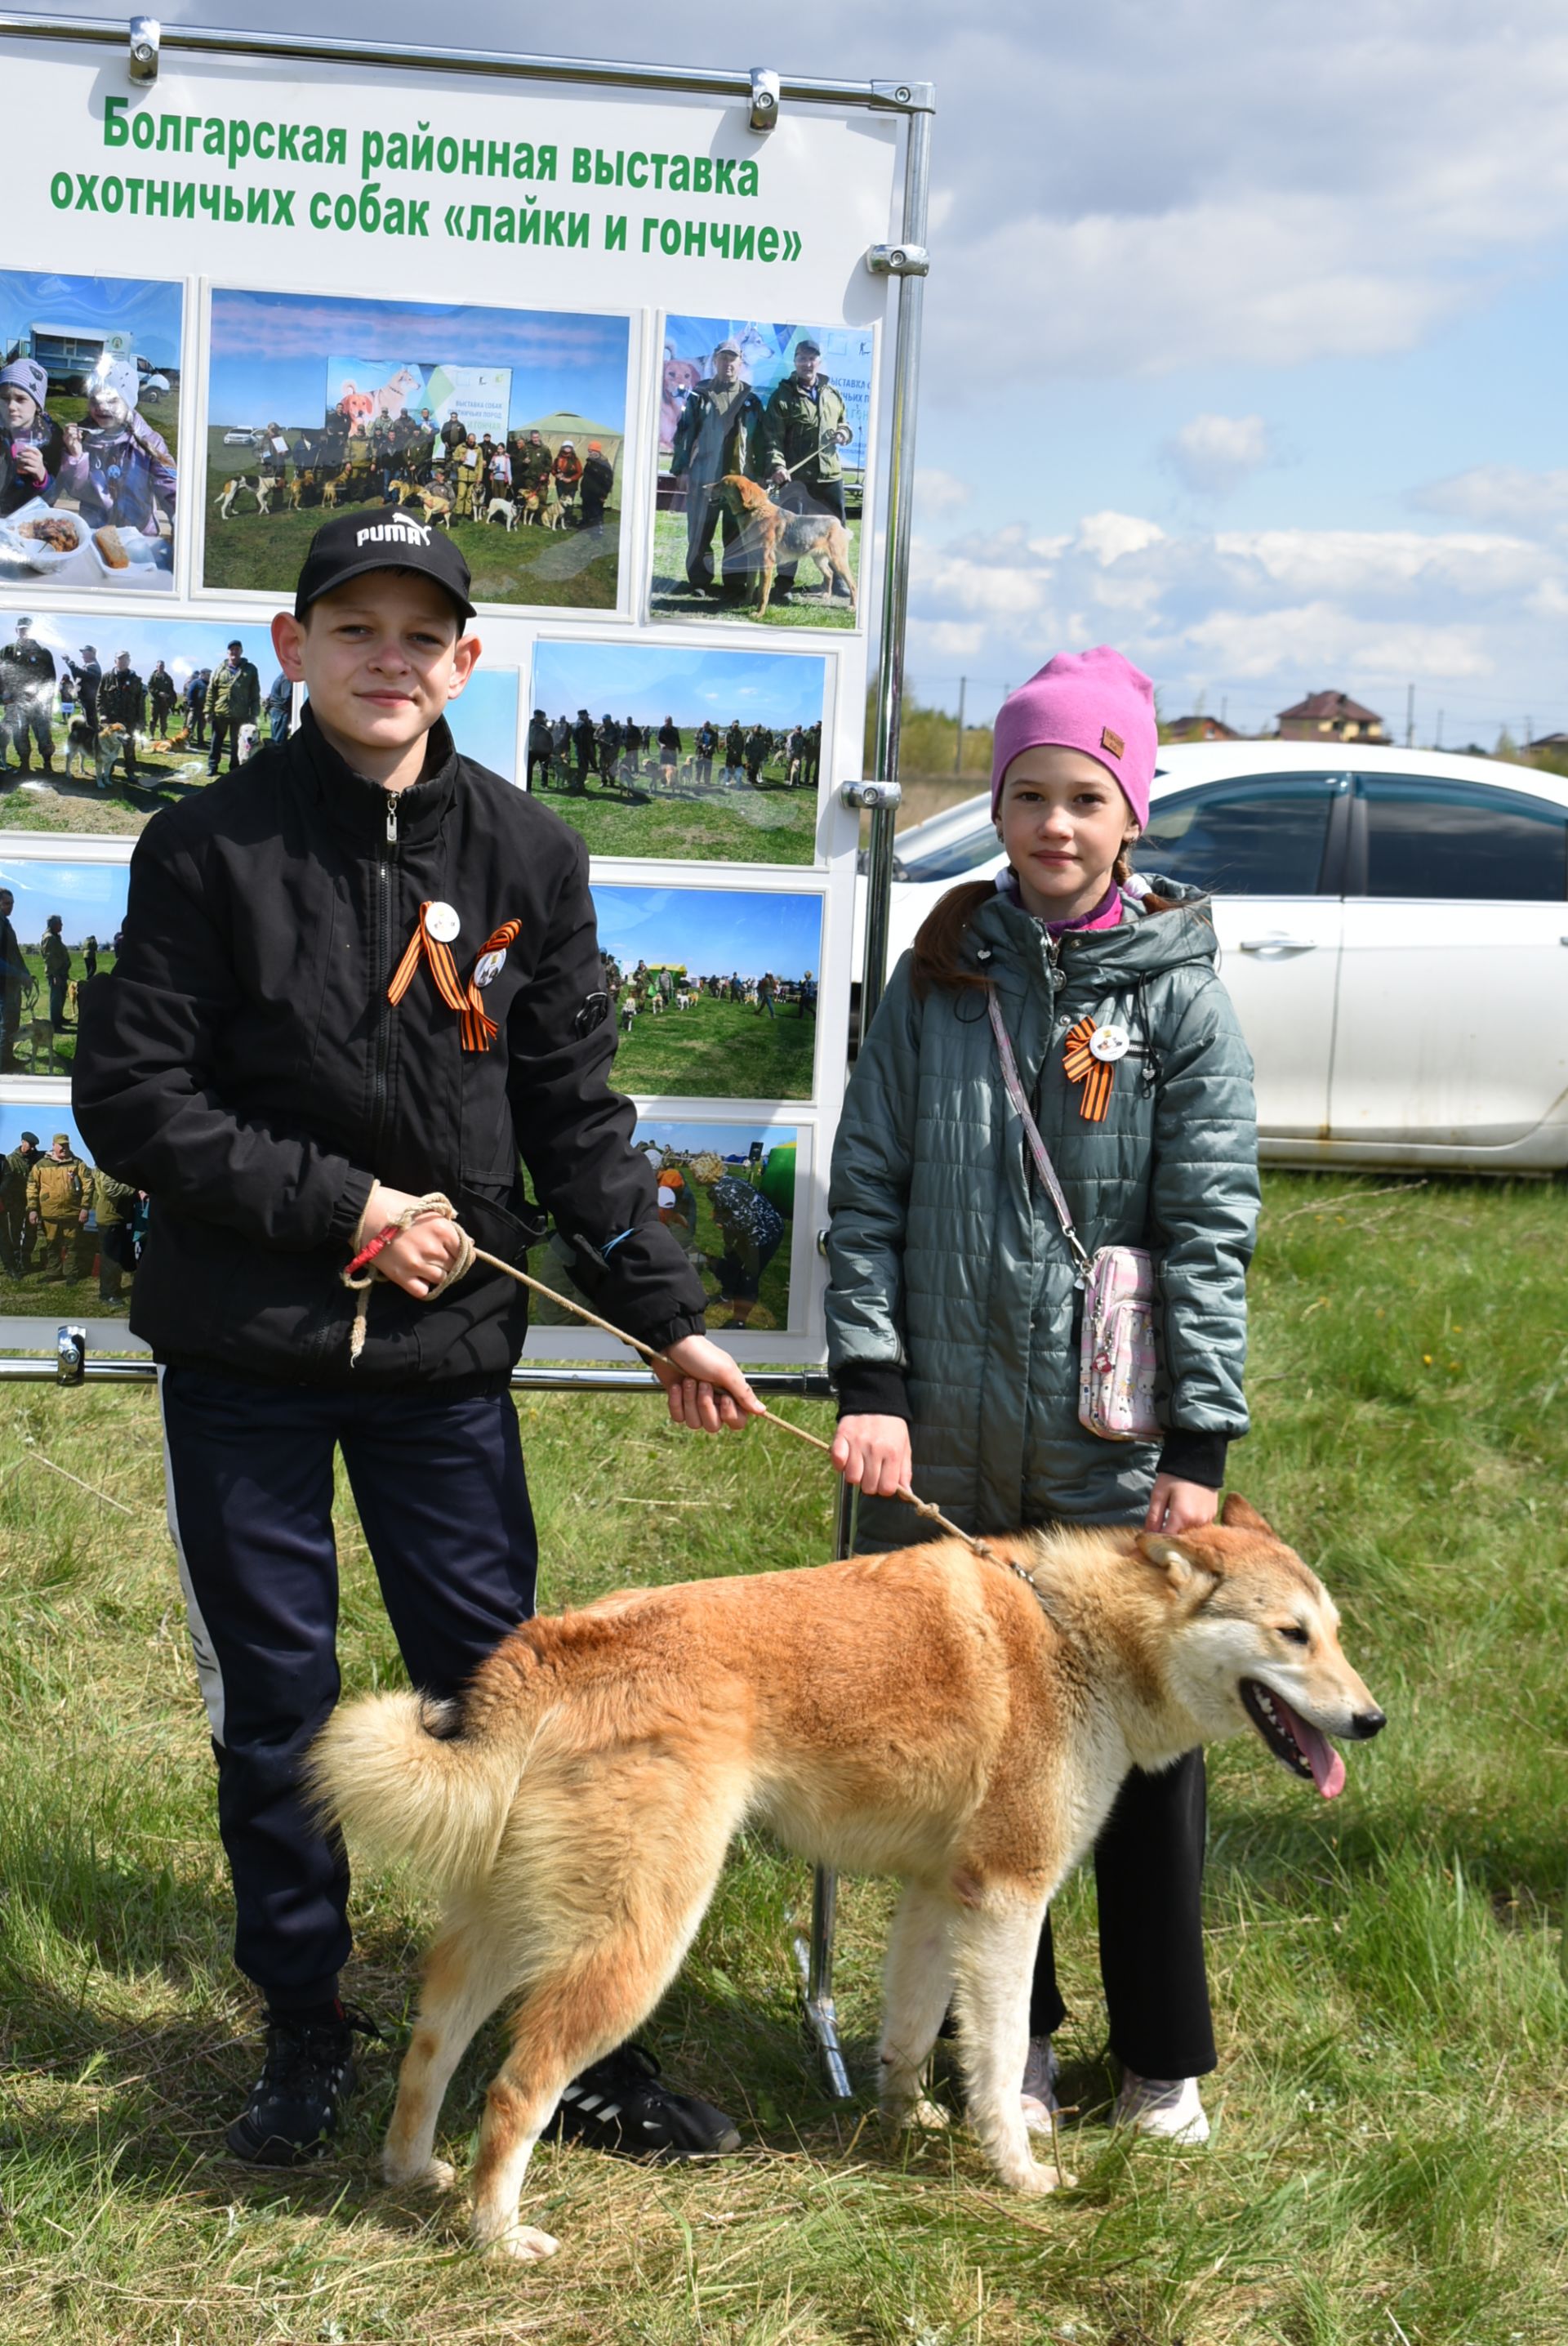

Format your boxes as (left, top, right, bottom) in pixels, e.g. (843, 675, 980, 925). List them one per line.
(804, 96, 934, 2098)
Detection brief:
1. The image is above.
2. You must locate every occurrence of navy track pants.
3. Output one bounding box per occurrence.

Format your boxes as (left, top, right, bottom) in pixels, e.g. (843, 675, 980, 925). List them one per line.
(158, 1366, 537, 2009)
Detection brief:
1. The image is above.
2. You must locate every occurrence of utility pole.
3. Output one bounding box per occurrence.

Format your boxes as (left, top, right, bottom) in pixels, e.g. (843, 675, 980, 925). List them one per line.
(954, 676, 966, 776)
(1526, 714, 1534, 751)
(1436, 709, 1444, 749)
(1220, 695, 1228, 729)
(1405, 683, 1414, 748)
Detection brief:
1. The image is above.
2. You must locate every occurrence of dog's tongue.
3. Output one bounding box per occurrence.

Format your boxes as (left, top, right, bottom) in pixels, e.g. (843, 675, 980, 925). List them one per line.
(1276, 1693, 1346, 1800)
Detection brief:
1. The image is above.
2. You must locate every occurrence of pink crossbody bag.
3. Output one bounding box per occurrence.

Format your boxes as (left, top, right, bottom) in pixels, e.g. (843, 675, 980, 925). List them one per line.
(987, 992, 1160, 1443)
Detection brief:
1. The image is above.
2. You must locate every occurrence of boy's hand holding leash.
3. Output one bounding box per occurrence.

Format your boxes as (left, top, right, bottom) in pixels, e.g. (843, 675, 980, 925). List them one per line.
(355, 1187, 762, 1434)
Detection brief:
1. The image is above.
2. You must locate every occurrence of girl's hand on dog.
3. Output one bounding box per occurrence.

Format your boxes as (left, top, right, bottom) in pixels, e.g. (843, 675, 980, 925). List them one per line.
(654, 1334, 766, 1433)
(832, 1414, 914, 1500)
(1143, 1475, 1220, 1536)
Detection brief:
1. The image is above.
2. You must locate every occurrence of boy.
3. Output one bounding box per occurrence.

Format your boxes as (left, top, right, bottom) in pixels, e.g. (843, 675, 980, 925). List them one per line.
(74, 511, 759, 2168)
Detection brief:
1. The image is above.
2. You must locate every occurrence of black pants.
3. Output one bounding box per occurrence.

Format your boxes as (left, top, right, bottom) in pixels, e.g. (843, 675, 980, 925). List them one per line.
(159, 1367, 537, 2009)
(1031, 1750, 1215, 2078)
(207, 715, 243, 774)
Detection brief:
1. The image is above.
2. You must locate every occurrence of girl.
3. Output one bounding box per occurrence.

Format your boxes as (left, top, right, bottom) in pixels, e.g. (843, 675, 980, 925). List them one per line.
(56, 360, 176, 542)
(0, 358, 67, 517)
(826, 646, 1258, 2146)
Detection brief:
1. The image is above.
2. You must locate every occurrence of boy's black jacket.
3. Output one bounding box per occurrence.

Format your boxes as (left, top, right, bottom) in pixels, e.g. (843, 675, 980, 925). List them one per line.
(73, 707, 708, 1387)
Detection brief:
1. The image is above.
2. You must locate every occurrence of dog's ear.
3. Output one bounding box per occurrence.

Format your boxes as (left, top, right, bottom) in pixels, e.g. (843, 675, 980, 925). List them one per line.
(1219, 1492, 1275, 1536)
(1134, 1533, 1218, 1599)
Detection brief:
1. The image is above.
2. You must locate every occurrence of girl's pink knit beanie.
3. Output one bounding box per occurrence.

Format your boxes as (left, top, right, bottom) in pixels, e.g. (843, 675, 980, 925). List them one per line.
(990, 647, 1158, 827)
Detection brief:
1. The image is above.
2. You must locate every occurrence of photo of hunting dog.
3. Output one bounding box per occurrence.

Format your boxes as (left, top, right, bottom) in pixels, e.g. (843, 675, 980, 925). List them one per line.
(717, 472, 858, 618)
(313, 1495, 1384, 2262)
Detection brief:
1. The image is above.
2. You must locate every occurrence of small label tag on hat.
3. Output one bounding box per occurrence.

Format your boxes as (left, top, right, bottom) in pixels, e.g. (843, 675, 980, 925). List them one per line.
(1101, 726, 1125, 758)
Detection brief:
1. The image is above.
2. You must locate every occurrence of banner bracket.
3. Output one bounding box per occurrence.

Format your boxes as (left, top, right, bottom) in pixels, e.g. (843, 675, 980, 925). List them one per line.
(747, 68, 780, 131)
(127, 14, 160, 82)
(866, 244, 930, 279)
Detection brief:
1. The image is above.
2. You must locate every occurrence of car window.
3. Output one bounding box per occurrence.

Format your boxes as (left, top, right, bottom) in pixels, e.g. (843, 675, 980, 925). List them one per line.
(1138, 776, 1343, 894)
(893, 818, 999, 883)
(1358, 775, 1568, 901)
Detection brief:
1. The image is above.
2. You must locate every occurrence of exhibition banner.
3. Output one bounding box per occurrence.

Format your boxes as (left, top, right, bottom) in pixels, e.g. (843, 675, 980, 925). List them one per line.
(0, 20, 919, 1364)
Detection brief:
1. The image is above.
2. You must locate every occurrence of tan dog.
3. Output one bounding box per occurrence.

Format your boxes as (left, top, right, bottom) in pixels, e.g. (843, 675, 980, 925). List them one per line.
(717, 473, 858, 617)
(313, 1497, 1383, 2263)
(385, 480, 455, 529)
(214, 475, 259, 520)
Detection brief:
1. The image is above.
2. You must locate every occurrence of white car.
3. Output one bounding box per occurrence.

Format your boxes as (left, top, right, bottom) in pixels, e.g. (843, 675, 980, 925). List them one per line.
(221, 426, 265, 447)
(854, 743, 1568, 1171)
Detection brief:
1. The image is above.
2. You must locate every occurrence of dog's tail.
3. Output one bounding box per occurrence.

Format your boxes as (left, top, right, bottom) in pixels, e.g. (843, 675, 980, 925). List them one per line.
(308, 1684, 529, 1895)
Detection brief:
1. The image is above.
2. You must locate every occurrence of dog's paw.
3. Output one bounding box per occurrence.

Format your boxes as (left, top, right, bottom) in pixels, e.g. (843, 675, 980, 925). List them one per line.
(383, 2151, 457, 2192)
(483, 2223, 559, 2263)
(1011, 2158, 1075, 2196)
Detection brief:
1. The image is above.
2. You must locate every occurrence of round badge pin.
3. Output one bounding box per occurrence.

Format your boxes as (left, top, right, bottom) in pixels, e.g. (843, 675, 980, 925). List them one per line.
(424, 901, 461, 944)
(472, 947, 506, 989)
(1089, 1024, 1131, 1064)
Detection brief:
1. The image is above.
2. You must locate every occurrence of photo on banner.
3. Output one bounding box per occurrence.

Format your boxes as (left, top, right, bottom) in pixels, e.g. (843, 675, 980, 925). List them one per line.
(650, 317, 871, 632)
(202, 289, 630, 610)
(0, 1104, 138, 1322)
(0, 855, 129, 1078)
(592, 882, 821, 1099)
(525, 1120, 800, 1336)
(0, 268, 183, 593)
(527, 639, 826, 864)
(0, 609, 283, 824)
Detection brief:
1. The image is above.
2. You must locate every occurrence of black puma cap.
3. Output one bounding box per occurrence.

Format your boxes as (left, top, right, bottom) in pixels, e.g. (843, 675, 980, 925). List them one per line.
(293, 506, 475, 622)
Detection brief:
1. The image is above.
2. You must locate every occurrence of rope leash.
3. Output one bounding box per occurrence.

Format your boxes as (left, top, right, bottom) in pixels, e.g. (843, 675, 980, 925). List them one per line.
(341, 1195, 1045, 1605)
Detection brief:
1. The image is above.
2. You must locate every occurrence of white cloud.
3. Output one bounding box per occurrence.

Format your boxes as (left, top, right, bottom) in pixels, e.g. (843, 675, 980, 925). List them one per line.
(907, 506, 1567, 729)
(1163, 413, 1273, 497)
(915, 466, 973, 515)
(1411, 466, 1568, 533)
(1075, 511, 1167, 564)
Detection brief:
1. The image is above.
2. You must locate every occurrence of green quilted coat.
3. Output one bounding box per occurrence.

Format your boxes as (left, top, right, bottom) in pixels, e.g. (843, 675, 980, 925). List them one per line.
(826, 881, 1259, 1541)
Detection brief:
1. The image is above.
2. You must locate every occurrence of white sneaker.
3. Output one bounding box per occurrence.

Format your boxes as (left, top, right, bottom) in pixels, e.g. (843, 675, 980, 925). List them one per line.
(1020, 2036, 1062, 2134)
(1113, 2072, 1210, 2143)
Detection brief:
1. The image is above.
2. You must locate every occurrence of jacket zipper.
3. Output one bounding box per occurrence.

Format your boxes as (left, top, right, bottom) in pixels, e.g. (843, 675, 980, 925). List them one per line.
(368, 789, 399, 1163)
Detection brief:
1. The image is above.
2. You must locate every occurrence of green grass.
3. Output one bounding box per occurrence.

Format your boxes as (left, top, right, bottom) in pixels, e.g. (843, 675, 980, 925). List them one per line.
(3, 1171, 1568, 2342)
(533, 757, 817, 865)
(609, 991, 817, 1100)
(651, 510, 862, 632)
(202, 448, 618, 609)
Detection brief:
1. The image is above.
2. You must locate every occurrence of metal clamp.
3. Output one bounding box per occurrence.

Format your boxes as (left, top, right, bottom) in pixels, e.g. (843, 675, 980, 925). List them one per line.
(871, 79, 937, 112)
(839, 778, 902, 811)
(56, 1325, 87, 1385)
(748, 68, 780, 131)
(128, 15, 161, 81)
(866, 243, 930, 279)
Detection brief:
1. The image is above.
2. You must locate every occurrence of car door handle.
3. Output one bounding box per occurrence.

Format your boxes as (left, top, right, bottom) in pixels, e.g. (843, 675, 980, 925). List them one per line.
(1239, 936, 1318, 957)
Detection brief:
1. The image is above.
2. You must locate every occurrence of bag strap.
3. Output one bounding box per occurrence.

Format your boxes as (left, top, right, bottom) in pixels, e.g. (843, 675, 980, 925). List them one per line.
(987, 990, 1093, 1281)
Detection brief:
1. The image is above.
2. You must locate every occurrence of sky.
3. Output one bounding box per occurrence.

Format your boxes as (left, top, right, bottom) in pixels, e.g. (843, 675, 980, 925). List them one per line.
(0, 860, 129, 947)
(632, 1120, 798, 1159)
(31, 0, 1568, 748)
(20, 611, 278, 689)
(444, 667, 519, 778)
(531, 640, 826, 729)
(208, 292, 629, 436)
(0, 1109, 88, 1161)
(592, 884, 822, 977)
(0, 271, 184, 371)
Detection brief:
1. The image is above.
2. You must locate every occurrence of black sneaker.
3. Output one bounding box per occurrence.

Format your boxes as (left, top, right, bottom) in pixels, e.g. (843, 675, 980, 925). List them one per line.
(225, 2001, 380, 2165)
(546, 2043, 741, 2161)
